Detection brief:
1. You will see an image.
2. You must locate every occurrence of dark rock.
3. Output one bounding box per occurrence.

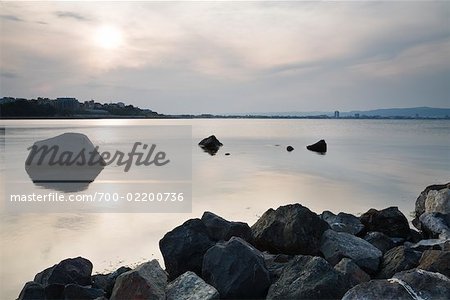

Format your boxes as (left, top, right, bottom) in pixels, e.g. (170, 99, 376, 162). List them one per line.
(267, 255, 350, 299)
(198, 135, 223, 155)
(334, 258, 371, 288)
(92, 266, 132, 297)
(202, 237, 270, 299)
(408, 229, 423, 243)
(419, 212, 450, 239)
(166, 271, 219, 300)
(418, 250, 450, 277)
(17, 282, 45, 300)
(286, 146, 294, 152)
(364, 231, 395, 254)
(224, 152, 230, 156)
(360, 207, 410, 238)
(306, 139, 327, 153)
(320, 229, 382, 274)
(321, 211, 365, 235)
(159, 218, 215, 280)
(342, 279, 412, 300)
(263, 253, 294, 283)
(413, 183, 449, 229)
(44, 284, 65, 299)
(251, 203, 329, 255)
(64, 284, 105, 300)
(201, 211, 252, 242)
(409, 239, 448, 251)
(110, 260, 167, 300)
(377, 246, 422, 279)
(34, 257, 93, 286)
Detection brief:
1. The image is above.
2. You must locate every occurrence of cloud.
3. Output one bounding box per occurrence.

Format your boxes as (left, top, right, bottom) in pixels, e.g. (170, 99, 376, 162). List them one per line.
(0, 71, 19, 79)
(0, 14, 23, 22)
(54, 11, 91, 22)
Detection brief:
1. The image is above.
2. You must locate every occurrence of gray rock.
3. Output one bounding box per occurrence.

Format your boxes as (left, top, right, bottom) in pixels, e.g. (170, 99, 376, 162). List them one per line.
(334, 258, 371, 288)
(409, 239, 448, 251)
(34, 257, 93, 286)
(251, 204, 329, 255)
(425, 188, 450, 214)
(342, 279, 412, 300)
(267, 255, 350, 299)
(419, 212, 450, 239)
(364, 231, 395, 254)
(18, 282, 45, 300)
(377, 246, 422, 279)
(166, 271, 219, 300)
(64, 284, 105, 300)
(418, 249, 450, 277)
(159, 218, 215, 280)
(263, 253, 294, 283)
(413, 183, 449, 229)
(320, 229, 382, 274)
(110, 260, 167, 300)
(92, 266, 131, 297)
(360, 207, 410, 238)
(201, 211, 252, 242)
(321, 211, 365, 235)
(202, 237, 270, 299)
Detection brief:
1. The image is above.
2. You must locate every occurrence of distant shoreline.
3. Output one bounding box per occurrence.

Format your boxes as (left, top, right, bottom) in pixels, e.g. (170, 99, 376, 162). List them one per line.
(1, 116, 450, 120)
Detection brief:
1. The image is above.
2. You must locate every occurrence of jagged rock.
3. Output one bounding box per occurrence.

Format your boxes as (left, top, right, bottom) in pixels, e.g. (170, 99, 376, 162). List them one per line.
(64, 284, 105, 300)
(160, 218, 215, 280)
(198, 135, 223, 155)
(413, 183, 449, 229)
(251, 204, 329, 255)
(267, 255, 350, 299)
(418, 250, 450, 277)
(201, 211, 252, 242)
(110, 260, 167, 300)
(166, 271, 219, 300)
(306, 139, 327, 153)
(92, 266, 131, 297)
(34, 257, 93, 286)
(334, 258, 371, 288)
(321, 211, 365, 235)
(377, 246, 422, 279)
(202, 237, 270, 299)
(419, 212, 450, 239)
(286, 146, 294, 152)
(360, 207, 410, 238)
(364, 231, 395, 254)
(320, 229, 382, 274)
(18, 282, 45, 300)
(263, 253, 294, 283)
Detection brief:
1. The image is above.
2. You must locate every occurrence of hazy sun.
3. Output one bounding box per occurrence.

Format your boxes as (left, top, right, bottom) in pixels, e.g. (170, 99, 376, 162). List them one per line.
(94, 25, 123, 49)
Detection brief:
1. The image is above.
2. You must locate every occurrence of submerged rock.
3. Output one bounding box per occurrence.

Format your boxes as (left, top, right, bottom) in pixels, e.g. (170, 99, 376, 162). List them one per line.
(201, 211, 252, 242)
(306, 139, 327, 153)
(377, 246, 422, 279)
(34, 257, 93, 286)
(286, 146, 294, 152)
(360, 207, 410, 238)
(321, 211, 365, 235)
(251, 204, 329, 255)
(202, 237, 270, 299)
(198, 135, 223, 155)
(364, 231, 395, 254)
(166, 271, 219, 300)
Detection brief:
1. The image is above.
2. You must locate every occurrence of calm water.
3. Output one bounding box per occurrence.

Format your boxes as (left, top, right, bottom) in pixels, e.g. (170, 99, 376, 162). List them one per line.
(1, 119, 449, 298)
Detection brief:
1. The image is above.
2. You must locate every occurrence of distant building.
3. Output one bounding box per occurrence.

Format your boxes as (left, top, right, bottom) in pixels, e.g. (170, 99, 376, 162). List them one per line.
(334, 110, 340, 118)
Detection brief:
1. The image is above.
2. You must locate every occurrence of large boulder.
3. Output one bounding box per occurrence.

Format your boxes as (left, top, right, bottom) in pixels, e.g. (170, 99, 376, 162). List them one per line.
(418, 212, 450, 239)
(343, 269, 450, 300)
(92, 266, 131, 298)
(306, 139, 327, 153)
(320, 229, 382, 274)
(321, 211, 365, 235)
(110, 260, 167, 300)
(198, 135, 223, 155)
(377, 246, 422, 279)
(159, 218, 215, 280)
(334, 258, 371, 288)
(267, 255, 350, 299)
(202, 237, 270, 299)
(417, 250, 450, 277)
(166, 271, 219, 300)
(201, 211, 252, 242)
(424, 188, 450, 214)
(18, 282, 45, 300)
(413, 183, 449, 228)
(34, 257, 93, 286)
(64, 284, 105, 300)
(251, 204, 329, 255)
(360, 207, 410, 238)
(364, 231, 395, 254)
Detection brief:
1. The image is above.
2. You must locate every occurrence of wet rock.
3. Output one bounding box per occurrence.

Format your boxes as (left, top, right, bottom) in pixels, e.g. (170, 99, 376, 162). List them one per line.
(64, 284, 105, 300)
(360, 207, 410, 238)
(418, 250, 450, 277)
(34, 257, 93, 286)
(18, 282, 45, 300)
(267, 255, 350, 299)
(202, 237, 270, 299)
(413, 183, 449, 229)
(419, 212, 450, 239)
(198, 135, 223, 155)
(377, 246, 422, 279)
(334, 258, 371, 288)
(92, 266, 131, 297)
(160, 218, 215, 280)
(110, 260, 167, 300)
(166, 271, 219, 300)
(364, 231, 395, 254)
(286, 146, 294, 152)
(321, 211, 365, 235)
(306, 139, 327, 153)
(320, 229, 382, 274)
(201, 211, 252, 242)
(251, 204, 329, 255)
(263, 253, 294, 283)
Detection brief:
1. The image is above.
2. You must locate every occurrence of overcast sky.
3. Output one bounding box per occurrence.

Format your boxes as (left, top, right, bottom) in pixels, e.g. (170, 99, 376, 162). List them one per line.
(1, 1, 449, 114)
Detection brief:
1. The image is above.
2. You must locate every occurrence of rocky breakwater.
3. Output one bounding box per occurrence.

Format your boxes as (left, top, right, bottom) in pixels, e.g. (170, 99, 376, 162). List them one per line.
(18, 183, 450, 299)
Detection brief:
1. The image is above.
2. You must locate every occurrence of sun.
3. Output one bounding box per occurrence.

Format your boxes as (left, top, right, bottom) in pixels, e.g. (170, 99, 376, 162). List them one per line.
(94, 25, 124, 49)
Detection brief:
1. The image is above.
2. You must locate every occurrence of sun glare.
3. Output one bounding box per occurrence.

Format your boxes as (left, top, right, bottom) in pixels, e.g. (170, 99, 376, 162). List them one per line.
(94, 25, 123, 49)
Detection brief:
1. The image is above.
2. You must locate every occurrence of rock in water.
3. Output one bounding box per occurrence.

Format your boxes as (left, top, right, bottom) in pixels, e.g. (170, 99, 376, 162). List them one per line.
(321, 211, 365, 235)
(267, 255, 350, 299)
(201, 211, 252, 242)
(377, 246, 422, 279)
(110, 260, 167, 300)
(286, 146, 294, 152)
(360, 207, 410, 238)
(251, 204, 329, 255)
(166, 271, 219, 300)
(34, 257, 93, 286)
(18, 282, 45, 300)
(418, 250, 450, 277)
(320, 229, 382, 274)
(159, 219, 214, 280)
(202, 237, 271, 299)
(306, 139, 327, 153)
(363, 232, 395, 254)
(198, 135, 223, 155)
(334, 258, 371, 288)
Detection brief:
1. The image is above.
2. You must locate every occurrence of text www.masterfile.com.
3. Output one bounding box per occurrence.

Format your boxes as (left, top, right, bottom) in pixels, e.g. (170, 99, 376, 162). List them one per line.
(9, 192, 185, 202)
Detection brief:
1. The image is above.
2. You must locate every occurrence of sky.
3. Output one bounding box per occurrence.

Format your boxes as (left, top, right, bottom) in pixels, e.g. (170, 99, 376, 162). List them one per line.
(0, 1, 449, 114)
